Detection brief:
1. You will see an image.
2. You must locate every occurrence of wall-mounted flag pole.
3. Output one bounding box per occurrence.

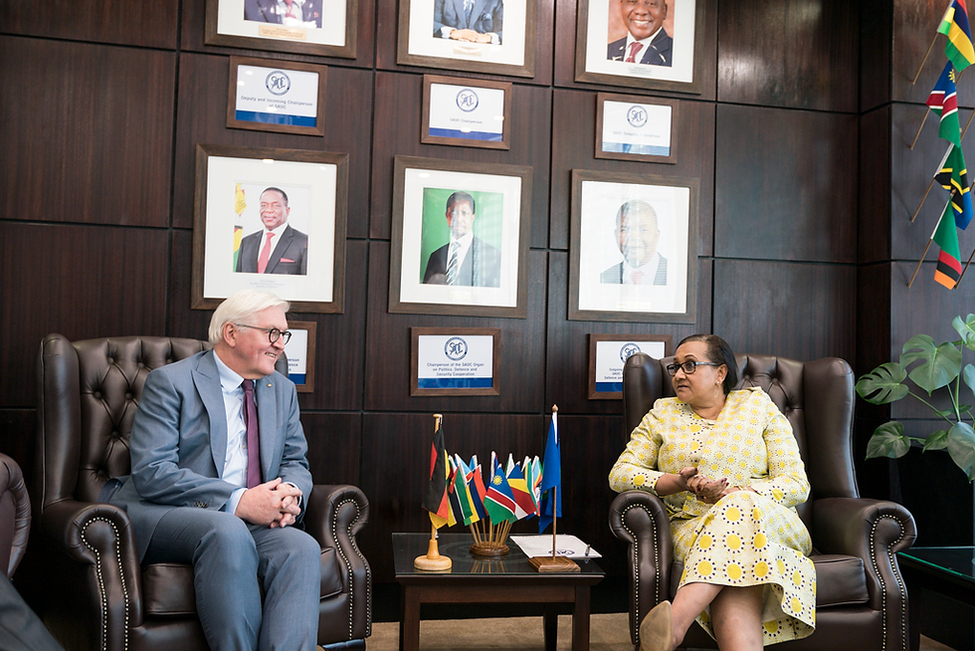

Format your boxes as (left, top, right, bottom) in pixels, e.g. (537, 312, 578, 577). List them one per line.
(909, 193, 955, 287)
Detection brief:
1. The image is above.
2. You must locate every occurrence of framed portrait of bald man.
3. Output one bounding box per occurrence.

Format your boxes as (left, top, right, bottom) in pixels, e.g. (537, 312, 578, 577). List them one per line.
(191, 144, 348, 313)
(389, 156, 532, 318)
(568, 169, 698, 323)
(575, 0, 705, 93)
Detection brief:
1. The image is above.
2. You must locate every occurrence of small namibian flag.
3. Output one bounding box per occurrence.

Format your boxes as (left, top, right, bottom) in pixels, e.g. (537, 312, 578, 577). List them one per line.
(939, 0, 975, 72)
(934, 200, 963, 289)
(927, 61, 962, 146)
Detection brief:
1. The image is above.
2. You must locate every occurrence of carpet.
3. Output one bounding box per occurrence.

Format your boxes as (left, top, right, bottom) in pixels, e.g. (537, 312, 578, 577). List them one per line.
(365, 612, 957, 650)
(368, 613, 628, 650)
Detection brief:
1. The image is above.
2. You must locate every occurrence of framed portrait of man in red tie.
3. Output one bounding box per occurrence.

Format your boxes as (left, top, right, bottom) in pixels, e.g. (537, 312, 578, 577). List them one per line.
(191, 144, 348, 314)
(574, 0, 706, 93)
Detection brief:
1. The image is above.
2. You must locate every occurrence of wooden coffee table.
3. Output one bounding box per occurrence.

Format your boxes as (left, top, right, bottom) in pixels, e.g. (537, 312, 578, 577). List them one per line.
(392, 532, 604, 651)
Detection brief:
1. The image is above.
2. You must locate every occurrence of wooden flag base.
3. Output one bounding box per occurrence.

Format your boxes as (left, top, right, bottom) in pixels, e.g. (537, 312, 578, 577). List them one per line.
(414, 538, 452, 572)
(529, 556, 580, 573)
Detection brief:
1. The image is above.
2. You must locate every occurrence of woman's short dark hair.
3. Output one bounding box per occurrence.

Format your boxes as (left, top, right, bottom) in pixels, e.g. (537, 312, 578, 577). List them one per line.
(676, 334, 738, 395)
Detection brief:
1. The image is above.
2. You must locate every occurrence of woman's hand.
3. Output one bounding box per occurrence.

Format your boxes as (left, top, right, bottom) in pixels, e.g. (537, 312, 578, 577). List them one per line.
(687, 473, 728, 503)
(676, 466, 699, 491)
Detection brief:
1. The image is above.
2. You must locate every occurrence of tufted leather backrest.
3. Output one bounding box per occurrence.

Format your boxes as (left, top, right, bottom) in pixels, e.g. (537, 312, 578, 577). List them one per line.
(36, 334, 289, 513)
(622, 353, 858, 529)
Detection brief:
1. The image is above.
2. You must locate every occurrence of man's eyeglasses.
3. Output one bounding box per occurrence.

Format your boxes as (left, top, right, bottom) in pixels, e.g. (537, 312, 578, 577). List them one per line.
(665, 360, 719, 376)
(235, 323, 292, 345)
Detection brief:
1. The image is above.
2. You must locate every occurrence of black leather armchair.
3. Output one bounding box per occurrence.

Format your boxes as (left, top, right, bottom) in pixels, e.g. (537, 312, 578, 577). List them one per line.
(609, 352, 917, 651)
(33, 334, 371, 651)
(0, 452, 30, 580)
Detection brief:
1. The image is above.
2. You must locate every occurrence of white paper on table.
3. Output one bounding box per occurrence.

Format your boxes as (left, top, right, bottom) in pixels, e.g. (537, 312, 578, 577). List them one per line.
(509, 534, 602, 559)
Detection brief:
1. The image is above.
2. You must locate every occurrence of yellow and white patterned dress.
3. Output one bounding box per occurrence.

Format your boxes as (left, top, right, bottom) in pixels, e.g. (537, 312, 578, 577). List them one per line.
(609, 387, 816, 645)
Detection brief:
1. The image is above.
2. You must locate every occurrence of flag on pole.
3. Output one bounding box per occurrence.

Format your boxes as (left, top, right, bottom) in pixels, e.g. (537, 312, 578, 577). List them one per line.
(934, 144, 974, 229)
(939, 0, 975, 72)
(467, 458, 489, 522)
(484, 453, 518, 524)
(523, 456, 542, 513)
(453, 455, 481, 525)
(505, 455, 537, 519)
(934, 200, 964, 288)
(538, 410, 562, 533)
(421, 424, 452, 529)
(927, 61, 962, 146)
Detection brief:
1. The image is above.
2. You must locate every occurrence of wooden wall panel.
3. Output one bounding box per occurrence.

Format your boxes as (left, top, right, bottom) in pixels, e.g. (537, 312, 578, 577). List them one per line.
(715, 104, 858, 263)
(172, 54, 374, 237)
(303, 413, 362, 488)
(363, 242, 547, 413)
(0, 222, 170, 407)
(712, 259, 857, 364)
(553, 0, 719, 100)
(0, 37, 175, 228)
(859, 0, 892, 112)
(717, 0, 858, 112)
(179, 0, 377, 67)
(545, 251, 714, 416)
(858, 106, 891, 265)
(0, 1, 178, 49)
(549, 89, 716, 251)
(374, 0, 555, 85)
(368, 71, 552, 246)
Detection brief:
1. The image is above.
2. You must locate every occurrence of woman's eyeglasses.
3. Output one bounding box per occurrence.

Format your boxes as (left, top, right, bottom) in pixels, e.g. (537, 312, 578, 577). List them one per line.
(665, 360, 719, 376)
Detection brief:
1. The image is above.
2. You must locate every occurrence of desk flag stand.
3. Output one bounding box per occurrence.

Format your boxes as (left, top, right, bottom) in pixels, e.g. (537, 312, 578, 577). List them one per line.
(529, 406, 579, 573)
(414, 414, 452, 572)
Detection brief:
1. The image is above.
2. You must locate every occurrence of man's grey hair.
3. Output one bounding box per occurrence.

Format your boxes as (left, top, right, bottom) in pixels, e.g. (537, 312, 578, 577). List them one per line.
(208, 290, 290, 345)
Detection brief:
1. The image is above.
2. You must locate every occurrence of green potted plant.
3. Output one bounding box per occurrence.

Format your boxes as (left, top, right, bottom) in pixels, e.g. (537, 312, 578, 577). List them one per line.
(856, 314, 975, 481)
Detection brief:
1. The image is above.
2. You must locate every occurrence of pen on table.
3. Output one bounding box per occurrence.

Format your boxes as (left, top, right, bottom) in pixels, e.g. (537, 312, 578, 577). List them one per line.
(584, 544, 591, 557)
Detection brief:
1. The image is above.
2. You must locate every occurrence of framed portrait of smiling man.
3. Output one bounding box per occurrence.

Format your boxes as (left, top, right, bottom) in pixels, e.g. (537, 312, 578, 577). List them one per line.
(568, 169, 698, 323)
(575, 0, 705, 93)
(191, 144, 348, 313)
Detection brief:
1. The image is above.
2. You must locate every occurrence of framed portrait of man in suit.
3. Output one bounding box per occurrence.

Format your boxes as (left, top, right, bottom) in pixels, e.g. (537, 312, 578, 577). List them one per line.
(575, 0, 705, 93)
(191, 144, 348, 313)
(568, 169, 698, 323)
(205, 0, 357, 58)
(389, 156, 532, 318)
(397, 0, 537, 77)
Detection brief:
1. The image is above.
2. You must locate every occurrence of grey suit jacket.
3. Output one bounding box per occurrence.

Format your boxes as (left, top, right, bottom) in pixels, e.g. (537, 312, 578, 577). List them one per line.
(423, 236, 502, 287)
(600, 255, 668, 285)
(433, 0, 503, 42)
(110, 350, 312, 561)
(236, 224, 308, 275)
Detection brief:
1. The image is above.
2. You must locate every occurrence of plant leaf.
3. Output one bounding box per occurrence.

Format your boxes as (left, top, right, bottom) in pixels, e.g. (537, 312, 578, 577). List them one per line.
(855, 363, 909, 404)
(946, 422, 975, 481)
(964, 364, 975, 398)
(953, 314, 975, 352)
(922, 430, 949, 451)
(865, 422, 911, 459)
(901, 334, 962, 393)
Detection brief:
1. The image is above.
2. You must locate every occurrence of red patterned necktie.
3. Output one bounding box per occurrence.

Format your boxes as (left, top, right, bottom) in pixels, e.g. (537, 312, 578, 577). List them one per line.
(257, 232, 275, 274)
(625, 42, 643, 63)
(242, 379, 262, 488)
(631, 270, 644, 284)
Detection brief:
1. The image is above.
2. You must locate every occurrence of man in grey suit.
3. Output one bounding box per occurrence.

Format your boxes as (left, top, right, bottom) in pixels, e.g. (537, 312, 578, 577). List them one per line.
(108, 290, 319, 651)
(236, 187, 309, 275)
(601, 199, 668, 285)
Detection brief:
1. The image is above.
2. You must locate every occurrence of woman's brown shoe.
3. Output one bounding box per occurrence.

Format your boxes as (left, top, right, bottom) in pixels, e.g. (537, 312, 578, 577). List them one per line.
(639, 600, 674, 651)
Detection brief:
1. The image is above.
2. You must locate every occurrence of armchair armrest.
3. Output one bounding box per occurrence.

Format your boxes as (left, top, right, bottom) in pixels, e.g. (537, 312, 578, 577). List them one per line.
(38, 499, 144, 648)
(304, 484, 371, 639)
(609, 490, 673, 646)
(812, 497, 917, 609)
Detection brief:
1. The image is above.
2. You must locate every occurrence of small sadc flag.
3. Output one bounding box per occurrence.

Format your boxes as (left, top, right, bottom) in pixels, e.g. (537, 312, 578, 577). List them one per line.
(940, 0, 975, 72)
(927, 61, 962, 146)
(422, 424, 451, 529)
(934, 201, 963, 288)
(934, 144, 974, 229)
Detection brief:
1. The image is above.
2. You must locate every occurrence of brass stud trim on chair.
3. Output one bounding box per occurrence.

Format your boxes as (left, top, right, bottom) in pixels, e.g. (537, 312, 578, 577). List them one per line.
(869, 514, 910, 651)
(81, 516, 130, 651)
(619, 501, 661, 646)
(331, 498, 372, 640)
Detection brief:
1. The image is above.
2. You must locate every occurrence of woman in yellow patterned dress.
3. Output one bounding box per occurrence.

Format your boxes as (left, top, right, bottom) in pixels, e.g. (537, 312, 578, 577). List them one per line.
(609, 334, 815, 651)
